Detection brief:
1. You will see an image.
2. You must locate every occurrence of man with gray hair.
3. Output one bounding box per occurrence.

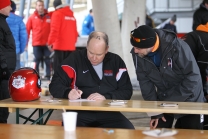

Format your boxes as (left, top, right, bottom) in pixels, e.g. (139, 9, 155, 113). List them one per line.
(49, 31, 134, 129)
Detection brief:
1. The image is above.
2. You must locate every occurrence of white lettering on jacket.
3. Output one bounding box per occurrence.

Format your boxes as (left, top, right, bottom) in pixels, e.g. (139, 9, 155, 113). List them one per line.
(65, 16, 75, 20)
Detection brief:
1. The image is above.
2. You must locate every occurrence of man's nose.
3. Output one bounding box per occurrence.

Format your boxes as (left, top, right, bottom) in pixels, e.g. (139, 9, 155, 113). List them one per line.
(92, 55, 96, 60)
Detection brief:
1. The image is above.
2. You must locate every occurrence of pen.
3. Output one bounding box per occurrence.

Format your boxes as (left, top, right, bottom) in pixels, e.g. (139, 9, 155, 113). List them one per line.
(74, 86, 81, 99)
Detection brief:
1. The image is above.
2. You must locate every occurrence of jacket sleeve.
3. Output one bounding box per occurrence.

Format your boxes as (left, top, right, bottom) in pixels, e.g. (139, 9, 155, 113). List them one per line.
(47, 12, 60, 46)
(49, 64, 73, 99)
(183, 32, 200, 60)
(0, 28, 7, 69)
(26, 16, 32, 44)
(131, 49, 158, 101)
(19, 20, 27, 53)
(103, 56, 133, 100)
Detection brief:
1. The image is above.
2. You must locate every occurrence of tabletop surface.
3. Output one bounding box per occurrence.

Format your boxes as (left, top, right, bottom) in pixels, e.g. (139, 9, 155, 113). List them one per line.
(1, 98, 208, 114)
(1, 124, 208, 139)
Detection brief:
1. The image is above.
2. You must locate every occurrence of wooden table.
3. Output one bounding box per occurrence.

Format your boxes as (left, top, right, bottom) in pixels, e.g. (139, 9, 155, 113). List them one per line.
(0, 98, 208, 114)
(1, 98, 208, 124)
(1, 124, 208, 139)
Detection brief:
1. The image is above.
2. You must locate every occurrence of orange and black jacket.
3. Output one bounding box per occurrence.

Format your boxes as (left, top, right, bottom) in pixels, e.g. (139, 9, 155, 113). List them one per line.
(193, 3, 208, 30)
(183, 23, 208, 96)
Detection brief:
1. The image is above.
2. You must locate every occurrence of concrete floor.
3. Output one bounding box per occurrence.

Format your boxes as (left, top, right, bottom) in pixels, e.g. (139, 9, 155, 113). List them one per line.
(7, 90, 150, 129)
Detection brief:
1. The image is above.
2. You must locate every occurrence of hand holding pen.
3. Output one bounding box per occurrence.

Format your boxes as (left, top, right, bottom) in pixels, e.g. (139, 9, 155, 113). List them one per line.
(75, 86, 82, 99)
(68, 86, 83, 100)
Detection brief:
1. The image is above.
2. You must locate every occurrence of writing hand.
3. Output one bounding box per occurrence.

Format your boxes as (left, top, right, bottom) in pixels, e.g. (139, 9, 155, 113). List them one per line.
(68, 88, 83, 100)
(87, 93, 106, 100)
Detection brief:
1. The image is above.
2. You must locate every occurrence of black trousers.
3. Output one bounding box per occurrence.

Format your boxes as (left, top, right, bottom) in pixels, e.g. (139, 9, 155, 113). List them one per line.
(0, 80, 10, 123)
(156, 114, 203, 130)
(203, 115, 208, 129)
(69, 111, 135, 129)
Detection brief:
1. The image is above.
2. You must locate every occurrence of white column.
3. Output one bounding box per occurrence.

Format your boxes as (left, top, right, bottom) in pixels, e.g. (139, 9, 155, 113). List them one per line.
(91, 0, 123, 57)
(121, 0, 146, 83)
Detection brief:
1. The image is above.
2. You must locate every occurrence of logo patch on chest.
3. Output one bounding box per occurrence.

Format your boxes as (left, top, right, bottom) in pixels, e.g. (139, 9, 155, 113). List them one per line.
(104, 70, 113, 76)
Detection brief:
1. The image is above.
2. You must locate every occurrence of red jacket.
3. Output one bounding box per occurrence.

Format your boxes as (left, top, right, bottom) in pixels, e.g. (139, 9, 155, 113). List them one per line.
(26, 9, 52, 46)
(48, 5, 78, 51)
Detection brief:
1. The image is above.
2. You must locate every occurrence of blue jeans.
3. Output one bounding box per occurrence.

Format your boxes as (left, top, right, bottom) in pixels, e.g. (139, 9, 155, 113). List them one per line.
(33, 46, 51, 77)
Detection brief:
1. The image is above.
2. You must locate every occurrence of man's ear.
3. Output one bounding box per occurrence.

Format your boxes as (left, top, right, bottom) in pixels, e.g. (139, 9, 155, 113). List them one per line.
(105, 46, 109, 53)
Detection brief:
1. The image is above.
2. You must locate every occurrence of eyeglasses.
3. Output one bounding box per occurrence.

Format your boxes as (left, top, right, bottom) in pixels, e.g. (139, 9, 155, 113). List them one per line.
(130, 31, 154, 43)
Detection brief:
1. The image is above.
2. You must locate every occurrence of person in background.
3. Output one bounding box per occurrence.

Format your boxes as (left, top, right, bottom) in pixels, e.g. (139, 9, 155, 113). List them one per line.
(6, 0, 27, 70)
(163, 14, 177, 33)
(182, 22, 208, 130)
(47, 0, 78, 72)
(81, 9, 94, 35)
(146, 14, 155, 28)
(130, 25, 204, 130)
(0, 0, 16, 123)
(26, 0, 52, 80)
(49, 31, 134, 129)
(193, 0, 208, 30)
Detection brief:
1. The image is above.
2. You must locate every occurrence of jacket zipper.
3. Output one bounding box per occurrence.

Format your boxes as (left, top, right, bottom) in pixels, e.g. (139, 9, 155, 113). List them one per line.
(136, 43, 174, 73)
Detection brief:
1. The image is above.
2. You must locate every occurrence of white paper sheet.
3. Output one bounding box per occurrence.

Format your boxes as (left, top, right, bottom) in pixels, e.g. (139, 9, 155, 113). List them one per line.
(142, 129, 178, 137)
(69, 99, 95, 102)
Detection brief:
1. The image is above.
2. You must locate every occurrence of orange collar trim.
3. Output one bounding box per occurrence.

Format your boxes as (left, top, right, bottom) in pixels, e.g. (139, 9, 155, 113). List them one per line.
(196, 23, 208, 32)
(152, 33, 159, 52)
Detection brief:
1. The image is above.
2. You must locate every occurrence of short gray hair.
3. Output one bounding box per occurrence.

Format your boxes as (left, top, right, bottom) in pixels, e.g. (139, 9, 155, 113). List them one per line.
(87, 31, 109, 47)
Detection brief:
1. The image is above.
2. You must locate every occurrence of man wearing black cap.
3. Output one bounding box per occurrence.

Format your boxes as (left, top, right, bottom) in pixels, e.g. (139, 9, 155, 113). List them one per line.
(130, 25, 204, 130)
(0, 0, 16, 123)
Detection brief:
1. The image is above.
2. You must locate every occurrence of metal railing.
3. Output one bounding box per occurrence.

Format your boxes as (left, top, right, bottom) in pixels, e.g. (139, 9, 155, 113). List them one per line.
(146, 0, 201, 15)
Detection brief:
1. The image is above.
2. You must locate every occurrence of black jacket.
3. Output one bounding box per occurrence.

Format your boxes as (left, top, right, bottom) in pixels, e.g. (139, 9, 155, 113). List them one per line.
(49, 49, 133, 100)
(0, 13, 16, 80)
(183, 24, 208, 96)
(193, 3, 208, 30)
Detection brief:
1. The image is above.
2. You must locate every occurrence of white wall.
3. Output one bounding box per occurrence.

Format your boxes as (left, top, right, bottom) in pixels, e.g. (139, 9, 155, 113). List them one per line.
(175, 17, 193, 33)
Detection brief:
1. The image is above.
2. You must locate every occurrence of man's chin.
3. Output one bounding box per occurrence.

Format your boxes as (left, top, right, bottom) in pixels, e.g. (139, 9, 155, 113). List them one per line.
(138, 54, 145, 58)
(91, 62, 98, 66)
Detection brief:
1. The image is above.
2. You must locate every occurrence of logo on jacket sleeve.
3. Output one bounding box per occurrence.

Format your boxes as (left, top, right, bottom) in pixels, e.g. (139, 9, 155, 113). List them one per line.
(12, 75, 26, 89)
(65, 16, 75, 20)
(104, 70, 113, 76)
